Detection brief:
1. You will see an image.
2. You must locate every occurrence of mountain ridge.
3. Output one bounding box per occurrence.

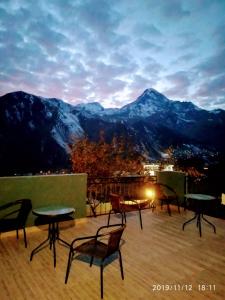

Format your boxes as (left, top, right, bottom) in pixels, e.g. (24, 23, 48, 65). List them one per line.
(0, 89, 224, 175)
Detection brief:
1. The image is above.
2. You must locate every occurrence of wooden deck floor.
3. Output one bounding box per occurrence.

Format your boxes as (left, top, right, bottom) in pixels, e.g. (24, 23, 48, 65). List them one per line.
(1, 206, 225, 300)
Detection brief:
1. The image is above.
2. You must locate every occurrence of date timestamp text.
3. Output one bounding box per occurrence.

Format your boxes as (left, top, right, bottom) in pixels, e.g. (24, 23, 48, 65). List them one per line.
(152, 284, 216, 292)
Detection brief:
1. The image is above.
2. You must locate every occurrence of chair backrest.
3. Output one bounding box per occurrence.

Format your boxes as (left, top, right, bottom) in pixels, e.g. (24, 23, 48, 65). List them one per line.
(106, 225, 125, 257)
(153, 183, 177, 200)
(15, 199, 32, 228)
(109, 193, 122, 211)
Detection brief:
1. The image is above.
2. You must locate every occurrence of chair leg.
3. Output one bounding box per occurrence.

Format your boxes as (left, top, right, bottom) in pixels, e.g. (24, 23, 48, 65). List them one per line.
(107, 210, 112, 226)
(138, 209, 143, 230)
(121, 211, 124, 225)
(100, 264, 104, 299)
(16, 229, 19, 239)
(90, 204, 97, 217)
(65, 249, 74, 284)
(90, 256, 94, 267)
(151, 201, 156, 212)
(23, 227, 27, 248)
(177, 199, 180, 213)
(118, 250, 124, 280)
(167, 202, 171, 216)
(123, 212, 127, 223)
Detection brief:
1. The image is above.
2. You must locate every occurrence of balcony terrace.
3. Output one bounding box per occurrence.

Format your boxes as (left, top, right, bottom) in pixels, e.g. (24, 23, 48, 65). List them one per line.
(1, 206, 225, 300)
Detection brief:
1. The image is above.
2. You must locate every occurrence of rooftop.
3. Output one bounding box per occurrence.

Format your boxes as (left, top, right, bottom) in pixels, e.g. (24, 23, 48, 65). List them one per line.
(1, 207, 225, 299)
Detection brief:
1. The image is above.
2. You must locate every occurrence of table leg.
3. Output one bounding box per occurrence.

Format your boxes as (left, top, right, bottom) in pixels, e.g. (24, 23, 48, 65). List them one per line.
(183, 212, 216, 237)
(50, 221, 57, 267)
(49, 223, 53, 250)
(197, 214, 202, 237)
(202, 215, 216, 233)
(30, 220, 70, 267)
(30, 236, 50, 261)
(53, 223, 57, 267)
(182, 214, 197, 230)
(58, 237, 71, 247)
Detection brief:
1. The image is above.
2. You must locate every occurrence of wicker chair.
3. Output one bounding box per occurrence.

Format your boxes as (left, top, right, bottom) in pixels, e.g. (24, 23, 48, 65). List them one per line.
(0, 199, 32, 247)
(107, 193, 149, 229)
(153, 183, 180, 216)
(65, 224, 125, 299)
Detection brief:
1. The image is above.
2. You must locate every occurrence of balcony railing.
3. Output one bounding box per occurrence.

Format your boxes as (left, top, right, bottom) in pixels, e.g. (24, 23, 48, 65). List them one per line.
(86, 175, 157, 216)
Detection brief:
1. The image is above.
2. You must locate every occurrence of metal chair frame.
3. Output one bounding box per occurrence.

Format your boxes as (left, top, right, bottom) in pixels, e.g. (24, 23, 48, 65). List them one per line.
(0, 199, 32, 247)
(65, 224, 125, 299)
(153, 183, 180, 216)
(107, 193, 149, 229)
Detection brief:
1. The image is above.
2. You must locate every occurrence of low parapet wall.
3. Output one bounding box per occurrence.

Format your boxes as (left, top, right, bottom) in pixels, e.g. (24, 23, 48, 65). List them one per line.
(156, 171, 186, 204)
(0, 173, 87, 226)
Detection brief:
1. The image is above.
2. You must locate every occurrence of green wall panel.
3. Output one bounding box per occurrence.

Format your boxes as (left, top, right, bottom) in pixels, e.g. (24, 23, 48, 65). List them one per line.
(156, 171, 186, 204)
(0, 174, 87, 226)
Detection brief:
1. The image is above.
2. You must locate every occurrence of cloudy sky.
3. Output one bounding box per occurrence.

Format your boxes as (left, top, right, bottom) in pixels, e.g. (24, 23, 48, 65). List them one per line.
(0, 0, 225, 110)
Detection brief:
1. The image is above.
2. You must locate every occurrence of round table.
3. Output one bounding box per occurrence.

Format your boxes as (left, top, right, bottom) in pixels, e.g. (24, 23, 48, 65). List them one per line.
(182, 194, 216, 237)
(30, 205, 75, 267)
(121, 199, 150, 229)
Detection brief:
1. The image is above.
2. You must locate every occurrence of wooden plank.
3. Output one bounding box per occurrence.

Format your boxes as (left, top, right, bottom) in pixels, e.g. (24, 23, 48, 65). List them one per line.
(0, 206, 225, 299)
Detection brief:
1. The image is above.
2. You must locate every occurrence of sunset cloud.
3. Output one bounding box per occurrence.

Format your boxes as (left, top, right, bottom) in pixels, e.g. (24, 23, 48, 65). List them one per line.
(0, 0, 225, 109)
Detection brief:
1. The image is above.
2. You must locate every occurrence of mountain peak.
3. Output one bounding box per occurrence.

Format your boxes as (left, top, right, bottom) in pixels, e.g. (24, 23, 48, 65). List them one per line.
(142, 88, 162, 96)
(121, 88, 169, 118)
(6, 90, 31, 100)
(138, 88, 169, 103)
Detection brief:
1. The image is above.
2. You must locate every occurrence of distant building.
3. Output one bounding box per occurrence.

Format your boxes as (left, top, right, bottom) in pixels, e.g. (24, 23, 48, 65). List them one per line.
(163, 164, 174, 171)
(143, 163, 160, 176)
(143, 163, 174, 175)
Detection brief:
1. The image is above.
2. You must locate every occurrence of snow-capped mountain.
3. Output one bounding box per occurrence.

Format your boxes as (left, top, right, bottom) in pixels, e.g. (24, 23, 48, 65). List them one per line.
(120, 88, 173, 118)
(74, 101, 119, 117)
(0, 91, 83, 175)
(0, 89, 225, 175)
(79, 88, 225, 155)
(113, 88, 225, 153)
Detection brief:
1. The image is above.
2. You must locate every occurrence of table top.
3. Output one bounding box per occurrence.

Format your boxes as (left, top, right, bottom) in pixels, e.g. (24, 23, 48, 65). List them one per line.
(33, 205, 75, 217)
(121, 199, 149, 209)
(185, 194, 216, 201)
(123, 199, 149, 205)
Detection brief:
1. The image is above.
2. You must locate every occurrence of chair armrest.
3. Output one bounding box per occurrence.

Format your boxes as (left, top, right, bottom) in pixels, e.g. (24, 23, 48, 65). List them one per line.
(96, 223, 125, 235)
(158, 183, 178, 199)
(0, 209, 20, 219)
(71, 224, 125, 248)
(0, 202, 15, 211)
(110, 193, 124, 201)
(71, 234, 101, 248)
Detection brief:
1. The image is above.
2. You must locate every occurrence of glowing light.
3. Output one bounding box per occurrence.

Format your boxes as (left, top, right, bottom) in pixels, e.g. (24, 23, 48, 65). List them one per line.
(146, 189, 155, 199)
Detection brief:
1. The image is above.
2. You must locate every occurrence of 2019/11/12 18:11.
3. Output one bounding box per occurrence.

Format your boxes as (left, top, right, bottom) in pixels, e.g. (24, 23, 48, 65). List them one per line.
(152, 284, 216, 292)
